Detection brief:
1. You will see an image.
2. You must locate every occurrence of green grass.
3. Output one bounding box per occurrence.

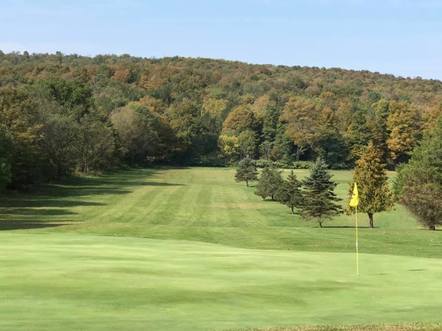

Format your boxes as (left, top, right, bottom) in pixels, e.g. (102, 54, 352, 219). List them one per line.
(0, 167, 441, 330)
(1, 233, 441, 331)
(240, 324, 442, 331)
(1, 167, 440, 257)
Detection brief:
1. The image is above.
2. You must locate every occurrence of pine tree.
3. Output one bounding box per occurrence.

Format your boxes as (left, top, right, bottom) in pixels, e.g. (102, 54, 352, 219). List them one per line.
(275, 171, 303, 214)
(235, 157, 258, 187)
(301, 157, 342, 227)
(395, 118, 442, 230)
(350, 142, 393, 228)
(255, 166, 283, 200)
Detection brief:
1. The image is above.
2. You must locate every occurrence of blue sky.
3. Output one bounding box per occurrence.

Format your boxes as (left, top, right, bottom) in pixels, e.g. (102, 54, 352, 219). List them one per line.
(1, 0, 441, 79)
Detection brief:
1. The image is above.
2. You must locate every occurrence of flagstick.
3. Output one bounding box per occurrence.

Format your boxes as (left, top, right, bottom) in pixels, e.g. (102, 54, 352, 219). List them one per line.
(355, 205, 359, 276)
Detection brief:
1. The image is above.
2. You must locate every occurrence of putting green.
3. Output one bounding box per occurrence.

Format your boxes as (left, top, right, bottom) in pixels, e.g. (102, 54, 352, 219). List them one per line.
(1, 232, 441, 331)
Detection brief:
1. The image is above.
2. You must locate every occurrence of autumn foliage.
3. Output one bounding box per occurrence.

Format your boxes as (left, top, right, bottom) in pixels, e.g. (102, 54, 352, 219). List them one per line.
(1, 52, 441, 189)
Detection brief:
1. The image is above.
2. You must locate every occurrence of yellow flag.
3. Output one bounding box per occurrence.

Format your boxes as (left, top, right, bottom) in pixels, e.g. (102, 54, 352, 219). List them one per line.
(349, 183, 359, 208)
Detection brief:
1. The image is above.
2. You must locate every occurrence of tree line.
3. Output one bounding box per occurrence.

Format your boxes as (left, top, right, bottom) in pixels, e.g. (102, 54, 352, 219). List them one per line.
(235, 152, 389, 229)
(236, 117, 442, 231)
(0, 51, 441, 190)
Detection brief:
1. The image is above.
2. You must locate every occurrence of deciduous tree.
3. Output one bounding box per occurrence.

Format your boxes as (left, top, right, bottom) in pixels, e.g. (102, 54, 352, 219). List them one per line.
(281, 96, 319, 159)
(0, 126, 11, 191)
(395, 118, 442, 230)
(350, 142, 393, 228)
(387, 101, 421, 165)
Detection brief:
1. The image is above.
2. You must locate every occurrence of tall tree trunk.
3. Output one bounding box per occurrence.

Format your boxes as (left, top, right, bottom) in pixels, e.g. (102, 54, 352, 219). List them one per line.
(295, 147, 302, 161)
(246, 180, 249, 187)
(291, 206, 294, 214)
(368, 213, 374, 228)
(319, 220, 323, 228)
(429, 224, 436, 230)
(56, 164, 62, 180)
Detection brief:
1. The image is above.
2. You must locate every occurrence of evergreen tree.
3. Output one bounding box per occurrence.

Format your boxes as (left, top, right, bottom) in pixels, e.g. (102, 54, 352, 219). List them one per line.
(350, 142, 393, 228)
(394, 118, 442, 230)
(301, 157, 342, 227)
(275, 171, 303, 214)
(238, 130, 258, 159)
(255, 166, 283, 200)
(235, 157, 258, 187)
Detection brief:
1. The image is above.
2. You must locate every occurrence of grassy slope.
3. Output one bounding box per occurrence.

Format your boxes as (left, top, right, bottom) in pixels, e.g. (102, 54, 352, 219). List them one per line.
(1, 167, 440, 257)
(1, 233, 442, 331)
(1, 167, 441, 330)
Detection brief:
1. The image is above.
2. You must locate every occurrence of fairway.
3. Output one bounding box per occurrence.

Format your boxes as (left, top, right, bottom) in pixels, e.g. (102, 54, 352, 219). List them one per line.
(1, 167, 441, 330)
(1, 168, 440, 257)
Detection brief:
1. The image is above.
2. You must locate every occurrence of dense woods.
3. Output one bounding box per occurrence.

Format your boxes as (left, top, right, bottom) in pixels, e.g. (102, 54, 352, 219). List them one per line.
(1, 51, 442, 190)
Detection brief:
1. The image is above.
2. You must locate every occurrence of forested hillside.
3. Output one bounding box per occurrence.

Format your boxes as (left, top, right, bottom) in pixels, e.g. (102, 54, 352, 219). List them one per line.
(1, 51, 441, 189)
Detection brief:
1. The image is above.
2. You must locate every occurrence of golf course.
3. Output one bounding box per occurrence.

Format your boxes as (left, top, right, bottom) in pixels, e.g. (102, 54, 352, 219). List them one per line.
(1, 167, 441, 330)
(3, 1, 442, 328)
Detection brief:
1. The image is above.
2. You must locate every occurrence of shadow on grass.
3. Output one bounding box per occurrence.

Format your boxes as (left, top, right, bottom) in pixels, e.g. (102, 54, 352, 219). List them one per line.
(0, 208, 77, 216)
(0, 168, 181, 231)
(0, 220, 79, 231)
(323, 225, 372, 229)
(1, 199, 105, 209)
(141, 181, 184, 187)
